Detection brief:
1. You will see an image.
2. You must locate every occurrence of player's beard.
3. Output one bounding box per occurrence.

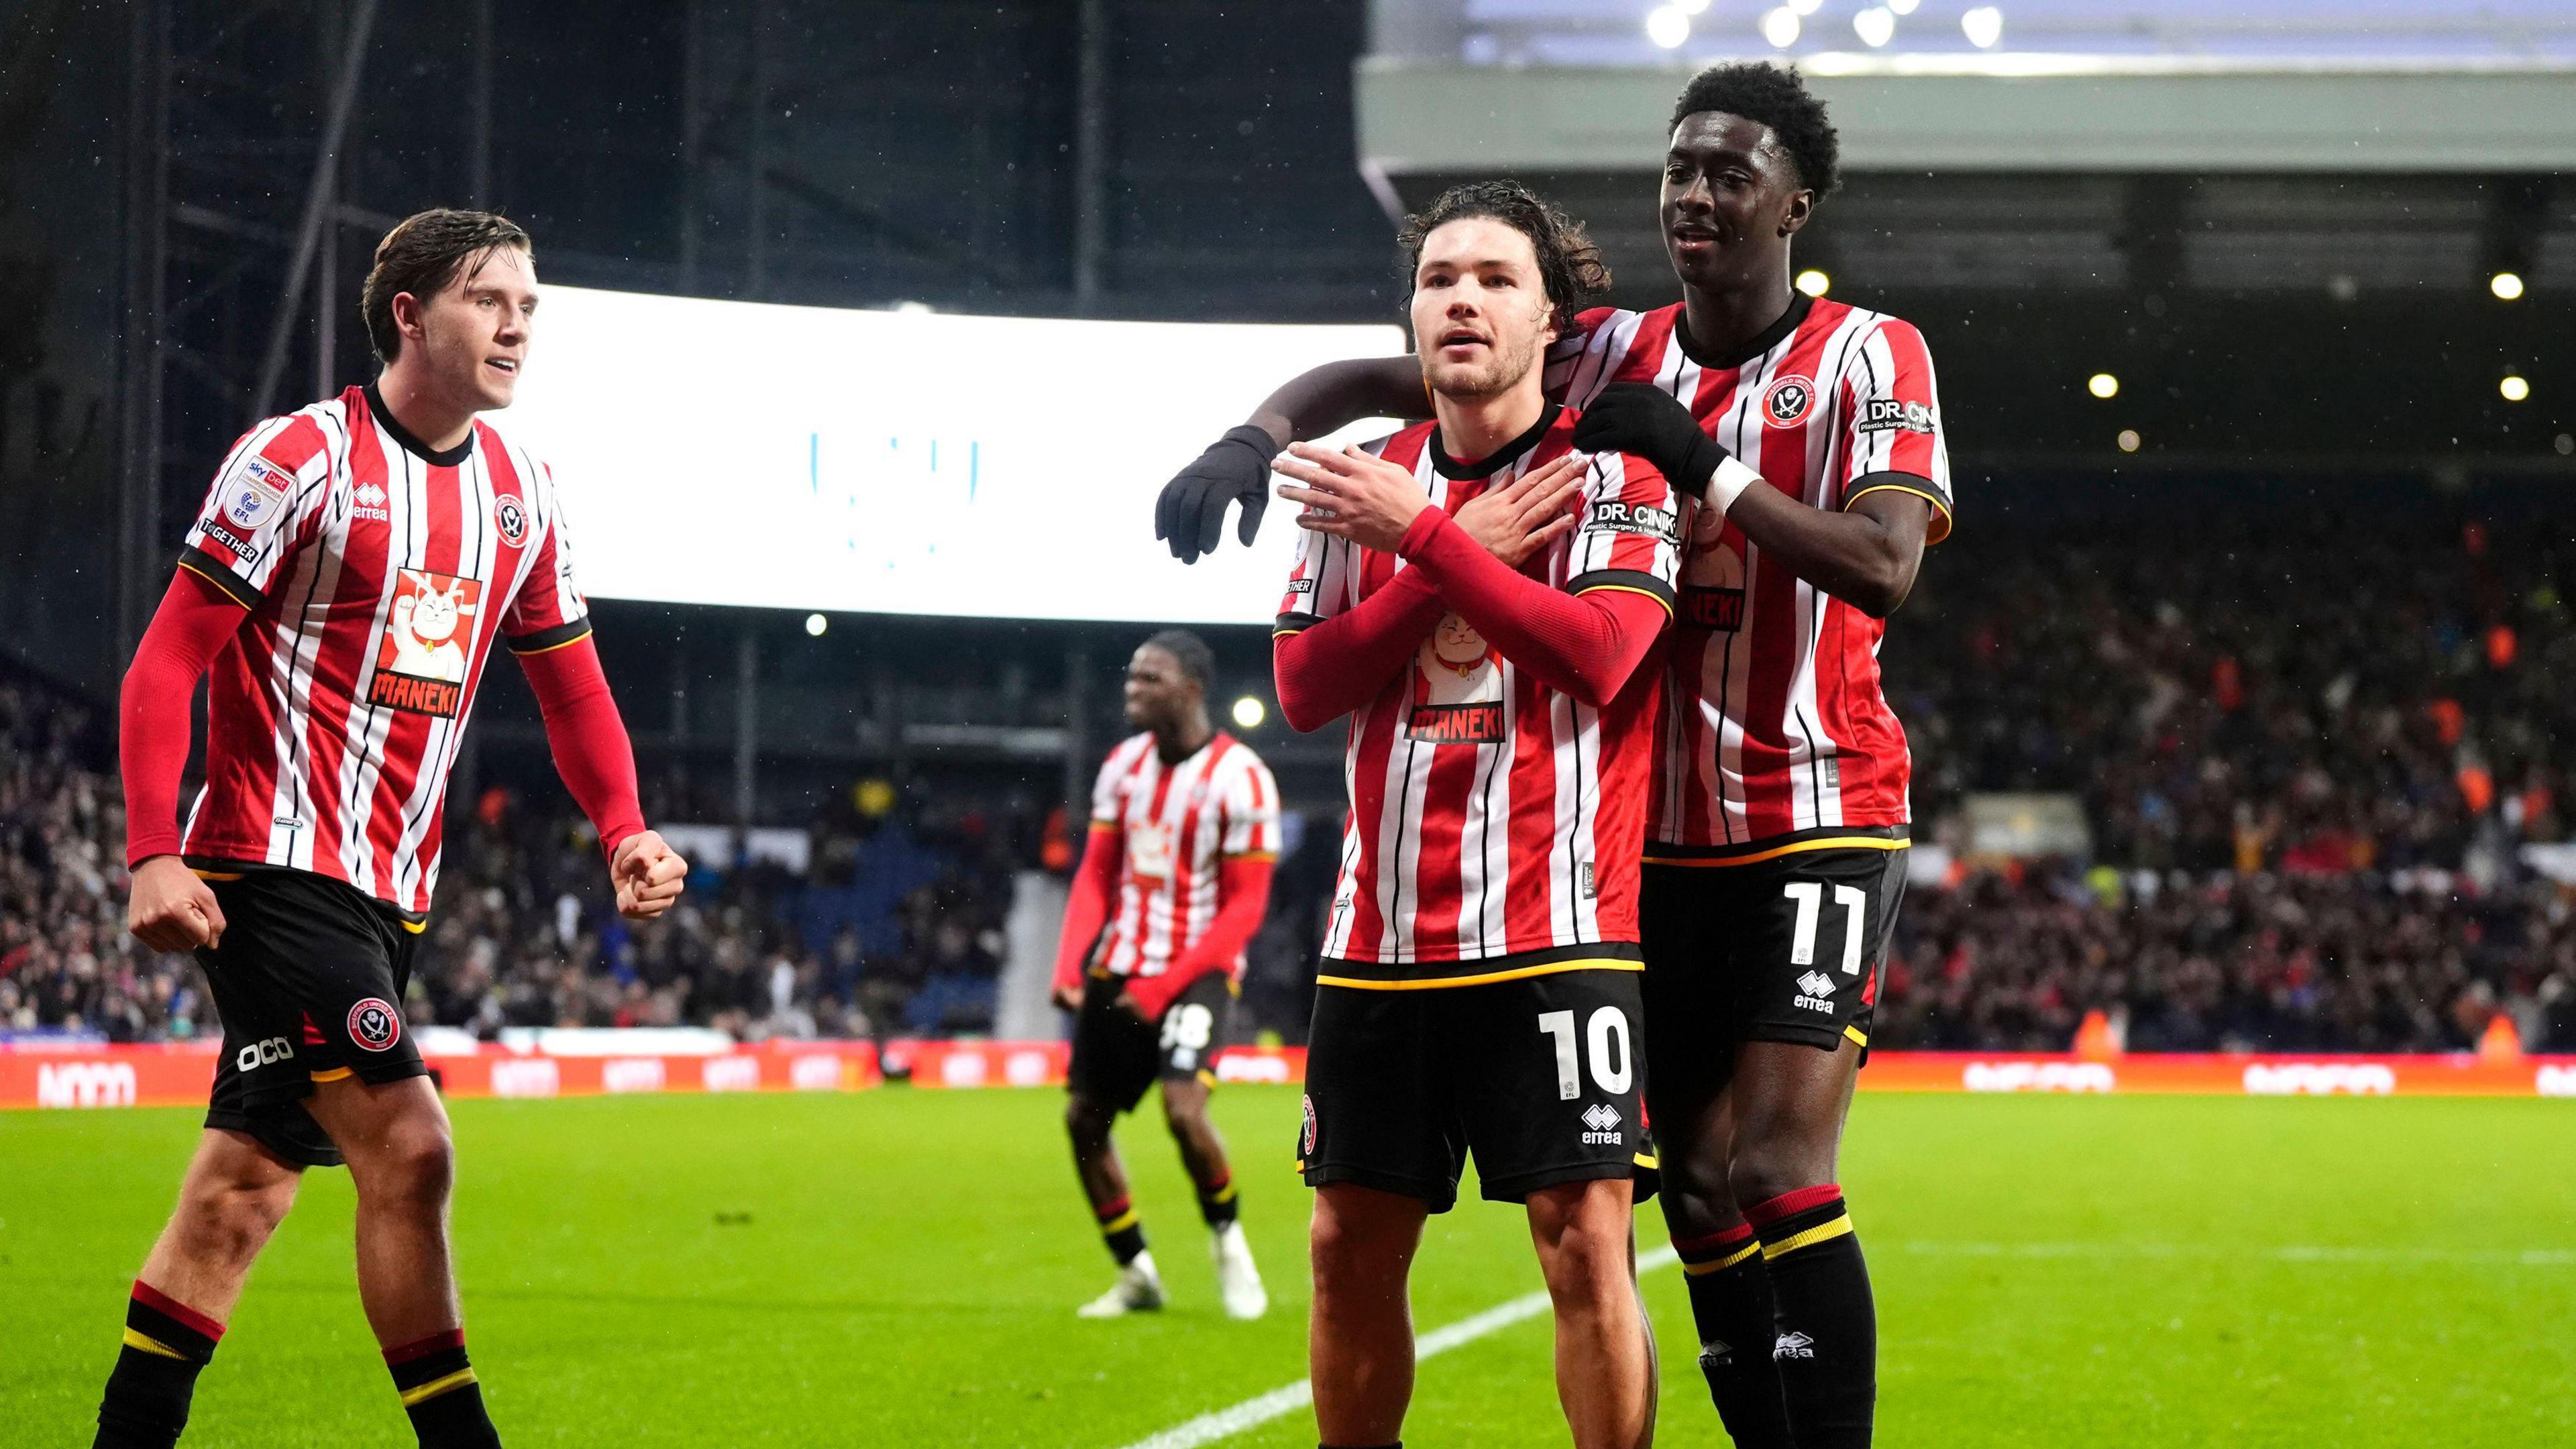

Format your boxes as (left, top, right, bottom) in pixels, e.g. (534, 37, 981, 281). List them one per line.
(1426, 326, 1542, 405)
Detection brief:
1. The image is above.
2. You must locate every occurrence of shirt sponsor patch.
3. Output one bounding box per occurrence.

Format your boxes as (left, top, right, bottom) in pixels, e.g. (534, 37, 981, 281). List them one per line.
(367, 569, 482, 718)
(1854, 396, 1936, 435)
(1406, 701, 1506, 744)
(1583, 499, 1680, 543)
(1679, 586, 1745, 631)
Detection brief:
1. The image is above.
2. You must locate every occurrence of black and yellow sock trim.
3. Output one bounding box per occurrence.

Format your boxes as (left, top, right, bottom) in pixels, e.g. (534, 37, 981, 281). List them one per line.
(1673, 1224, 1764, 1277)
(1094, 1195, 1148, 1265)
(1745, 1183, 1855, 1261)
(1195, 1172, 1241, 1229)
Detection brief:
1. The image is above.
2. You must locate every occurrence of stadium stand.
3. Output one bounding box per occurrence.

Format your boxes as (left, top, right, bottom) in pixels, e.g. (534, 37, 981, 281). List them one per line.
(6, 480, 2572, 1054)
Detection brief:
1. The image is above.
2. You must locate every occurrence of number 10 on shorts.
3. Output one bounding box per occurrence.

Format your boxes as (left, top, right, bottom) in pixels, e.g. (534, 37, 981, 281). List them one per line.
(1538, 1006, 1633, 1101)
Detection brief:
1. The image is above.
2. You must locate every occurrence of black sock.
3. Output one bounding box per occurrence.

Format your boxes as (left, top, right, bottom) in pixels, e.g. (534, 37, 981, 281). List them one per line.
(1195, 1170, 1241, 1230)
(1748, 1184, 1876, 1449)
(385, 1330, 500, 1449)
(1672, 1224, 1793, 1448)
(1095, 1194, 1148, 1265)
(95, 1283, 223, 1449)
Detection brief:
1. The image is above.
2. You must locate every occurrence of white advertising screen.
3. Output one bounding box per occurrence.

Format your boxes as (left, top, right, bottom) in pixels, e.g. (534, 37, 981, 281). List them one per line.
(501, 286, 1406, 625)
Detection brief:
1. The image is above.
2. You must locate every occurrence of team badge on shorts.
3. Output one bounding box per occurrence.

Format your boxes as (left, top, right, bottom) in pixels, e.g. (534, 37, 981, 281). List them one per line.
(1300, 1093, 1318, 1157)
(492, 493, 528, 547)
(348, 998, 402, 1052)
(1763, 375, 1816, 427)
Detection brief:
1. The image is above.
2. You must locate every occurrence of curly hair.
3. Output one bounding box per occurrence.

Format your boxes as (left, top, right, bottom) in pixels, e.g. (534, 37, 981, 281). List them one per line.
(1397, 180, 1612, 335)
(1667, 62, 1841, 201)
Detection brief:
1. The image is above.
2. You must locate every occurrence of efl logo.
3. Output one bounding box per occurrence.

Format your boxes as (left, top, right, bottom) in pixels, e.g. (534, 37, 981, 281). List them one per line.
(2241, 1063, 2396, 1096)
(38, 1061, 139, 1109)
(1962, 1061, 2116, 1093)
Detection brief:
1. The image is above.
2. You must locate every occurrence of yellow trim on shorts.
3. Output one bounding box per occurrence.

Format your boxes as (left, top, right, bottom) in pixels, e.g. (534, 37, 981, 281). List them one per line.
(123, 1328, 189, 1360)
(1844, 1024, 1869, 1047)
(1762, 1214, 1854, 1260)
(399, 1368, 479, 1407)
(1645, 836, 1911, 869)
(189, 869, 245, 881)
(1633, 1150, 1660, 1171)
(1195, 1069, 1218, 1089)
(309, 1067, 355, 1083)
(400, 918, 427, 934)
(1223, 850, 1279, 863)
(1314, 958, 1644, 991)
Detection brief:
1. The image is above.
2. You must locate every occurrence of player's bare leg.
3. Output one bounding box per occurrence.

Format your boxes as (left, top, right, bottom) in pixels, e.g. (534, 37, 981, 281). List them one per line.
(1309, 1183, 1427, 1446)
(136, 1130, 304, 1318)
(305, 1073, 501, 1448)
(1654, 1075, 1794, 1447)
(95, 1132, 301, 1448)
(1525, 1177, 1654, 1449)
(1727, 1039, 1870, 1449)
(1067, 1092, 1165, 1315)
(1161, 1075, 1266, 1318)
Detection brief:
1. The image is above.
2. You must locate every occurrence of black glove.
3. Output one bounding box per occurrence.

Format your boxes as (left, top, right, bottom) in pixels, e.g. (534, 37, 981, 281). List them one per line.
(1155, 425, 1280, 564)
(1572, 382, 1728, 499)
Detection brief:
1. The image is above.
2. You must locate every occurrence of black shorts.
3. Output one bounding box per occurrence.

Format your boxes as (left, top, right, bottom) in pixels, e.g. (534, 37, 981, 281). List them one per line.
(195, 867, 428, 1169)
(1299, 965, 1646, 1214)
(1065, 971, 1237, 1115)
(1639, 843, 1908, 1105)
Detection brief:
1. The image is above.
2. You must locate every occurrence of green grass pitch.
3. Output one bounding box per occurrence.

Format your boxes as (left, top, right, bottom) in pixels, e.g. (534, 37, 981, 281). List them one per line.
(5, 1087, 2571, 1446)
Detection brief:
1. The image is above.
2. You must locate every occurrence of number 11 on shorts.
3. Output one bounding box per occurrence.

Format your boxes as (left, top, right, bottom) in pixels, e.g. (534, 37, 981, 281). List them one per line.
(1784, 881, 1869, 975)
(1537, 1006, 1634, 1101)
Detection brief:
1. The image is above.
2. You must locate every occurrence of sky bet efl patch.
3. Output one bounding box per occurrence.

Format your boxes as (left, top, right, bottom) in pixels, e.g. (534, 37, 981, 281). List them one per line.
(222, 457, 292, 531)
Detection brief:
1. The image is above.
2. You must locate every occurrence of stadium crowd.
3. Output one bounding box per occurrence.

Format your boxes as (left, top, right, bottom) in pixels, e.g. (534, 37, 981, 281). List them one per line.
(3, 491, 2571, 1053)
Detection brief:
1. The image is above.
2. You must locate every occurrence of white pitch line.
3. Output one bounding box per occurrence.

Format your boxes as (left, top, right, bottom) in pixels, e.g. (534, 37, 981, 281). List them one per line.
(1115, 1246, 1682, 1449)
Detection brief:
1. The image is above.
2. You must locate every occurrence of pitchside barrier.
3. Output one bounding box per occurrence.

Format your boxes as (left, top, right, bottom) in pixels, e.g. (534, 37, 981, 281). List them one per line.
(6, 1033, 2575, 1110)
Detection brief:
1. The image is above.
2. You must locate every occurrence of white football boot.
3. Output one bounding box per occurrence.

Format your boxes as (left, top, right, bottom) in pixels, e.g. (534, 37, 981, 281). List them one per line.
(1211, 1222, 1269, 1320)
(1077, 1250, 1166, 1318)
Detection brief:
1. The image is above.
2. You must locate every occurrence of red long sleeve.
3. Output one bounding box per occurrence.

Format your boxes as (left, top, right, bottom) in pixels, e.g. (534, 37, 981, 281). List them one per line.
(1053, 824, 1124, 993)
(121, 570, 250, 866)
(1395, 510, 1668, 708)
(1126, 853, 1275, 1020)
(1273, 567, 1447, 731)
(513, 634, 646, 861)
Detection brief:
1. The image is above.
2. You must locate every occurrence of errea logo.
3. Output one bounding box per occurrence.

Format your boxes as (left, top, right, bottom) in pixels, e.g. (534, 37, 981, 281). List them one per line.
(1774, 1332, 1817, 1360)
(1580, 1102, 1624, 1145)
(1794, 971, 1836, 1012)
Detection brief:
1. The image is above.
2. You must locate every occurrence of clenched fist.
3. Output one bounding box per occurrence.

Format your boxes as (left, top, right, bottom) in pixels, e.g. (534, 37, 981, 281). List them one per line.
(128, 855, 226, 953)
(610, 830, 689, 921)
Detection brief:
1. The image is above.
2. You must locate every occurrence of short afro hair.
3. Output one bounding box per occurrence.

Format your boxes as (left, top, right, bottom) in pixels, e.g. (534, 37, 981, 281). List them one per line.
(1397, 180, 1612, 336)
(1140, 629, 1215, 692)
(1667, 62, 1840, 201)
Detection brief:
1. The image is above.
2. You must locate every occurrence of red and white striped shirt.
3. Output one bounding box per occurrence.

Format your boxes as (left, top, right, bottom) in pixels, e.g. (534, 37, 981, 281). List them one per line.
(1087, 731, 1281, 979)
(1276, 409, 1682, 983)
(1546, 294, 1951, 857)
(176, 384, 590, 916)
